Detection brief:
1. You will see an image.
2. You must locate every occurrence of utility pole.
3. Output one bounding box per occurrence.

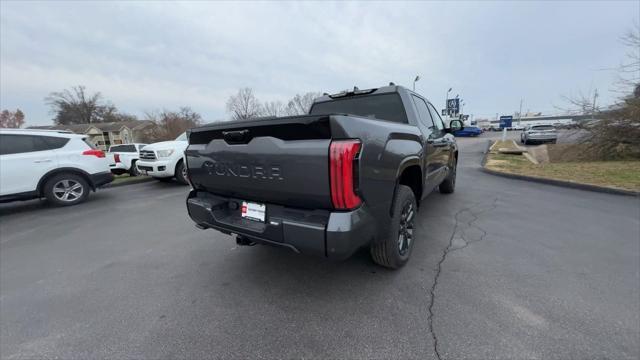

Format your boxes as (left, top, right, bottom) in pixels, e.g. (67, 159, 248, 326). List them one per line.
(518, 98, 523, 126)
(445, 87, 452, 118)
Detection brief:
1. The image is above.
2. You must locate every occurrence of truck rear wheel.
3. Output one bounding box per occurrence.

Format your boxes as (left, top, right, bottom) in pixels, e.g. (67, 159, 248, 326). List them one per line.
(370, 185, 417, 269)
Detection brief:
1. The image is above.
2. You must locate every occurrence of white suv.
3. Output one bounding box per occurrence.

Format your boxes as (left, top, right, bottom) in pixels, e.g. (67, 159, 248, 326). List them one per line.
(136, 133, 189, 184)
(0, 129, 113, 206)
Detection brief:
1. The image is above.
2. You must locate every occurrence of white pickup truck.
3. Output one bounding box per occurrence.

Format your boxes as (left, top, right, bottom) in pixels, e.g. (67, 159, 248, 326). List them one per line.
(136, 133, 189, 184)
(107, 143, 147, 176)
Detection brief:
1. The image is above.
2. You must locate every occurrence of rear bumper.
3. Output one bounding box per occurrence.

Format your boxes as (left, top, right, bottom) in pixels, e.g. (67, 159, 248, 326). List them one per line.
(90, 171, 114, 188)
(526, 135, 557, 142)
(186, 190, 376, 260)
(109, 163, 128, 171)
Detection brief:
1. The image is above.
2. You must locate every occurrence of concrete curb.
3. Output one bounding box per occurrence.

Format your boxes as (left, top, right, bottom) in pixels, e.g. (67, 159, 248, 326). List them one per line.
(102, 176, 155, 189)
(481, 140, 639, 197)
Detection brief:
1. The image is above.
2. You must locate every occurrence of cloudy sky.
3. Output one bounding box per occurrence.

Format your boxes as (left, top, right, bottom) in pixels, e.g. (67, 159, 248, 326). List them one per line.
(1, 1, 638, 126)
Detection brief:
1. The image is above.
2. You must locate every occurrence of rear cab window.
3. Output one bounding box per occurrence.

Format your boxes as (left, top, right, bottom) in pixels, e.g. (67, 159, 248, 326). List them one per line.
(309, 93, 408, 124)
(109, 144, 137, 152)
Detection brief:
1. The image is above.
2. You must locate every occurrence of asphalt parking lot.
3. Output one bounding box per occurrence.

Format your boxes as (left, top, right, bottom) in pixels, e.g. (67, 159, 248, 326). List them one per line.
(1, 135, 638, 359)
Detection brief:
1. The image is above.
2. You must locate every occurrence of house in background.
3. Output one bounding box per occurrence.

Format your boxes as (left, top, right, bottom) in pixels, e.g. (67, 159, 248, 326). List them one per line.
(29, 120, 157, 150)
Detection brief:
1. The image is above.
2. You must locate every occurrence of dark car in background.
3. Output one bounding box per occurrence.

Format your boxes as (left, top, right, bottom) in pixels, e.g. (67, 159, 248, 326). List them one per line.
(453, 126, 483, 137)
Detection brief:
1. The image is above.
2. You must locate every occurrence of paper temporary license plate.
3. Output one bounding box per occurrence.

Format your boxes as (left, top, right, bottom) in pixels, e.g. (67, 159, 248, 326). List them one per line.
(241, 201, 266, 222)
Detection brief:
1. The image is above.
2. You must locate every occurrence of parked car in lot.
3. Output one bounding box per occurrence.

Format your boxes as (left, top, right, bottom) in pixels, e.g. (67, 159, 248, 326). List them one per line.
(521, 124, 558, 144)
(107, 143, 147, 176)
(453, 126, 483, 137)
(0, 129, 113, 206)
(185, 84, 463, 269)
(136, 133, 189, 184)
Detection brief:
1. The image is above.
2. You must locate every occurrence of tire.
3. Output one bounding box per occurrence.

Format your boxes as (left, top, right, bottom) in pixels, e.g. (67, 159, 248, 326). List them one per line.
(174, 160, 188, 185)
(370, 185, 417, 269)
(43, 173, 90, 206)
(523, 139, 529, 145)
(129, 161, 139, 176)
(439, 157, 457, 194)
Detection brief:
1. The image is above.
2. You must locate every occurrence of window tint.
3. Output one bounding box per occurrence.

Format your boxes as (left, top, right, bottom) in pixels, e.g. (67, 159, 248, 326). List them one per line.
(411, 95, 436, 131)
(427, 103, 445, 131)
(532, 125, 554, 130)
(309, 93, 408, 123)
(109, 144, 137, 152)
(0, 134, 69, 155)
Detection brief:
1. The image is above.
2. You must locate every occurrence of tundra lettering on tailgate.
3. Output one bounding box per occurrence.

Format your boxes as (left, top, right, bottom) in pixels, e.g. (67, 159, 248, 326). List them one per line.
(204, 161, 284, 180)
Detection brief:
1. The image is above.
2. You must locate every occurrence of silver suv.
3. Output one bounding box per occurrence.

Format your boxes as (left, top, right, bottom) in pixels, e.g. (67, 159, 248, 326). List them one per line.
(521, 125, 558, 145)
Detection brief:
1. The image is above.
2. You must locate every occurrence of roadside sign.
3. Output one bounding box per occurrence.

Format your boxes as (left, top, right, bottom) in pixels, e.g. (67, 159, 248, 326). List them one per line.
(447, 99, 460, 115)
(499, 116, 513, 128)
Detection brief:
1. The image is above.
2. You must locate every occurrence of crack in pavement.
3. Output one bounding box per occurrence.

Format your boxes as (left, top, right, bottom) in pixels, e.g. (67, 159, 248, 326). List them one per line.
(426, 198, 500, 360)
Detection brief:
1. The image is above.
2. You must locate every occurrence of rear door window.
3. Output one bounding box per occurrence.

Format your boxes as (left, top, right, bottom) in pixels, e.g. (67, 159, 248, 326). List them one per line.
(532, 125, 554, 131)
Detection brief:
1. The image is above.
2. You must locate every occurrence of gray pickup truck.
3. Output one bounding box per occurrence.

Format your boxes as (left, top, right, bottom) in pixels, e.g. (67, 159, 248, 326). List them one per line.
(185, 85, 462, 268)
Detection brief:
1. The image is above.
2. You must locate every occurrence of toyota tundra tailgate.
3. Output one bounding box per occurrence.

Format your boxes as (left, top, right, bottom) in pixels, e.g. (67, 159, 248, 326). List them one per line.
(186, 115, 333, 210)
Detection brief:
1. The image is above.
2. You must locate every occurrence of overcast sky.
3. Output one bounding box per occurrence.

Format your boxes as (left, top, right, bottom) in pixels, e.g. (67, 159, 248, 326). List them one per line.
(1, 1, 638, 126)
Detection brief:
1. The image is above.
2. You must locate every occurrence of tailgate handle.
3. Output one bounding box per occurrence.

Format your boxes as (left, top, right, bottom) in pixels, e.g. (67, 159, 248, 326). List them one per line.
(222, 129, 250, 144)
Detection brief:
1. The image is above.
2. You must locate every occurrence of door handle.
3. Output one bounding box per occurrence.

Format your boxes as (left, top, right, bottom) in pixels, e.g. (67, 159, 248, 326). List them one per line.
(34, 159, 52, 163)
(427, 139, 448, 148)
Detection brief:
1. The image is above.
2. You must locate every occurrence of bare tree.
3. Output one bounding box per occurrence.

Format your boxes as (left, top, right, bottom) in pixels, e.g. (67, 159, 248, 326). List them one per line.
(283, 92, 322, 116)
(144, 107, 202, 141)
(46, 86, 102, 124)
(261, 101, 285, 117)
(616, 22, 640, 91)
(564, 24, 640, 159)
(0, 109, 25, 128)
(226, 88, 263, 121)
(45, 85, 135, 125)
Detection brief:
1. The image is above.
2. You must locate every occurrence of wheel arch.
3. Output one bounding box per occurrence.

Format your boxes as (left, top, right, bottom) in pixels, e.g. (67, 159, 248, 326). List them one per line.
(390, 158, 423, 216)
(37, 167, 96, 197)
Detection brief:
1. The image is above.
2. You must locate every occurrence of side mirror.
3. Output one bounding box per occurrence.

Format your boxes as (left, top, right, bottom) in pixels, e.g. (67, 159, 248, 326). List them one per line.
(449, 119, 463, 132)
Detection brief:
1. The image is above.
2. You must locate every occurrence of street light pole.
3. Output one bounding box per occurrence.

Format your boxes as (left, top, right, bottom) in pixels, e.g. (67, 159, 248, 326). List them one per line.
(413, 75, 420, 91)
(518, 98, 523, 126)
(445, 87, 452, 116)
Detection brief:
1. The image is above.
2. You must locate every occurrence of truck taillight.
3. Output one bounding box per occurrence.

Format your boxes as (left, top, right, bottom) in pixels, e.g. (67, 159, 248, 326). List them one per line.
(330, 140, 362, 210)
(82, 149, 105, 158)
(114, 154, 121, 163)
